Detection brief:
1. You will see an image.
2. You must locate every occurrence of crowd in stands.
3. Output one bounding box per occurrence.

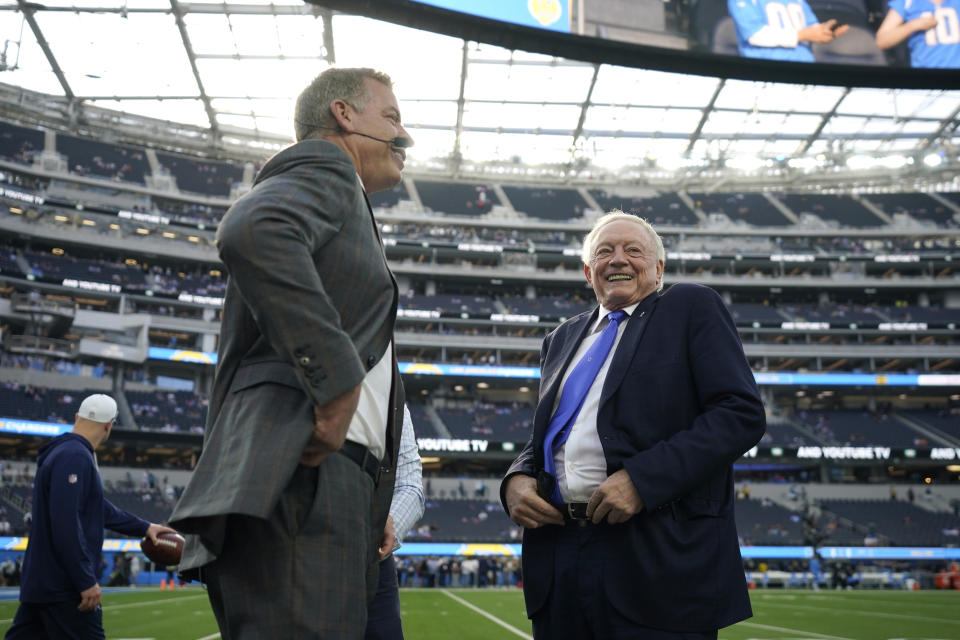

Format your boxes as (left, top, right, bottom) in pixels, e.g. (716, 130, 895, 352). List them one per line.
(149, 265, 226, 299)
(434, 402, 534, 441)
(155, 152, 243, 198)
(0, 353, 112, 378)
(55, 135, 150, 185)
(127, 390, 207, 434)
(416, 181, 497, 216)
(152, 196, 227, 225)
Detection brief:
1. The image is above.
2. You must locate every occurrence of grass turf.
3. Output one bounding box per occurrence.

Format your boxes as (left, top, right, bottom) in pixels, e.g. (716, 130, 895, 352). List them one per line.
(0, 587, 957, 639)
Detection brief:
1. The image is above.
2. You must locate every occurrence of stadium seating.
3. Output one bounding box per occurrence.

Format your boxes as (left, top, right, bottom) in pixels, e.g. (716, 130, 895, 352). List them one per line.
(154, 152, 243, 198)
(55, 134, 149, 185)
(416, 180, 499, 215)
(368, 181, 409, 209)
(126, 390, 208, 433)
(796, 410, 922, 447)
(501, 186, 588, 221)
(0, 121, 44, 164)
(23, 249, 148, 291)
(819, 499, 960, 546)
(434, 403, 534, 441)
(399, 292, 498, 316)
(734, 498, 805, 545)
(589, 190, 698, 226)
(406, 499, 514, 542)
(777, 193, 884, 227)
(689, 192, 792, 226)
(863, 192, 956, 226)
(0, 383, 94, 424)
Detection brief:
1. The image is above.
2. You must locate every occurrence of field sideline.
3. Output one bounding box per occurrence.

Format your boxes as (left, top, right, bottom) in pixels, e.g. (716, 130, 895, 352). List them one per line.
(0, 587, 957, 639)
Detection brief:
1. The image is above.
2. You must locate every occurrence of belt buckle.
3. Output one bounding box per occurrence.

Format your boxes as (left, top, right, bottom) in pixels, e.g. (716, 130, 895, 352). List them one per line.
(567, 503, 588, 521)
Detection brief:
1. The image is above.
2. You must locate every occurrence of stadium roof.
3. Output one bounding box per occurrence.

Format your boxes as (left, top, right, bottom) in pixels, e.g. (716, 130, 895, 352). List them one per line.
(1, 1, 959, 186)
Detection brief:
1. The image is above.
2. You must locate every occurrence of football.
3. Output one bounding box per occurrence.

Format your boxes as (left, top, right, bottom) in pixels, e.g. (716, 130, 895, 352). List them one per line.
(140, 532, 185, 566)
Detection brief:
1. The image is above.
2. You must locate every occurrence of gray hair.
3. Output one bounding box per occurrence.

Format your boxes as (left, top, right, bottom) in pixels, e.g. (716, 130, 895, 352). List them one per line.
(294, 67, 393, 141)
(581, 210, 666, 291)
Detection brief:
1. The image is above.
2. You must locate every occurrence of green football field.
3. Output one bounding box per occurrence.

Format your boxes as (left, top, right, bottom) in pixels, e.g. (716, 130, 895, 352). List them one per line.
(0, 587, 958, 639)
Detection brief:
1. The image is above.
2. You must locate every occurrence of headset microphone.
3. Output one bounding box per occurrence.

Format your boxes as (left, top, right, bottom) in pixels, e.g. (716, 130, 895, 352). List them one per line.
(295, 120, 412, 148)
(351, 130, 413, 148)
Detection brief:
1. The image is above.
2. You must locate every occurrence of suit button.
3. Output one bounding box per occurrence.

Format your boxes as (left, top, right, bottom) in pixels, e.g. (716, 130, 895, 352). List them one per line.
(366, 355, 376, 368)
(299, 356, 311, 366)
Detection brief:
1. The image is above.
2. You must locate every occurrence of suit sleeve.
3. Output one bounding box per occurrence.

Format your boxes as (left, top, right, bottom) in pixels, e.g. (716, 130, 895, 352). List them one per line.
(103, 499, 150, 538)
(623, 287, 765, 510)
(47, 451, 98, 593)
(500, 331, 553, 514)
(215, 162, 367, 407)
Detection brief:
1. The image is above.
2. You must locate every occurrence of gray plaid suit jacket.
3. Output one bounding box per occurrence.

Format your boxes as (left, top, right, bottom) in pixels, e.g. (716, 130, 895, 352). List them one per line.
(170, 139, 404, 574)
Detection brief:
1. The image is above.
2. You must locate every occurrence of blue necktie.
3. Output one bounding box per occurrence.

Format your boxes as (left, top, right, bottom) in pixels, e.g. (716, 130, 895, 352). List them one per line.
(543, 309, 627, 506)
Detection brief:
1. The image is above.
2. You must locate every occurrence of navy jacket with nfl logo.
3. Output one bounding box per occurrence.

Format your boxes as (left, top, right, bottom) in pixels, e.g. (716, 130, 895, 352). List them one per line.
(20, 433, 149, 603)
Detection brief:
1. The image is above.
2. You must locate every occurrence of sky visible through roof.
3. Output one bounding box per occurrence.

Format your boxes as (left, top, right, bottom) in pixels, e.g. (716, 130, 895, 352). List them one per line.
(0, 1, 957, 176)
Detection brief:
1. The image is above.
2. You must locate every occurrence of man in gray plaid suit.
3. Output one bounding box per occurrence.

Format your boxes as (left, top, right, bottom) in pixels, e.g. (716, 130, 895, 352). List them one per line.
(170, 67, 413, 639)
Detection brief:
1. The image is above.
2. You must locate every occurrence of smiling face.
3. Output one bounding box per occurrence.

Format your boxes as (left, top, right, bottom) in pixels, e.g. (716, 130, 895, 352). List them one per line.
(334, 77, 414, 193)
(584, 218, 664, 310)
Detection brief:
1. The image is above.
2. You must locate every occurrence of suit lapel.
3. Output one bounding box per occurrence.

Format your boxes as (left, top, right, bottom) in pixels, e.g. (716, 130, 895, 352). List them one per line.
(533, 309, 598, 445)
(600, 292, 659, 407)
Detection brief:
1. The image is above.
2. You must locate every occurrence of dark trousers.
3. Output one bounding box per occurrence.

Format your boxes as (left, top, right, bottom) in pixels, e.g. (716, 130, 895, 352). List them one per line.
(364, 556, 403, 640)
(531, 522, 719, 640)
(5, 601, 105, 640)
(205, 459, 375, 639)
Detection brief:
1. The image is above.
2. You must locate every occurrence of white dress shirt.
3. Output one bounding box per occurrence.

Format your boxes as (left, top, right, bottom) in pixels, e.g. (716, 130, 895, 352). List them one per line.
(553, 302, 640, 503)
(344, 343, 391, 461)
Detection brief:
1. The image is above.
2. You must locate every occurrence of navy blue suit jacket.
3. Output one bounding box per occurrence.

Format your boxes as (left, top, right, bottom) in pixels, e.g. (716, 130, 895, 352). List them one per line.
(502, 283, 765, 632)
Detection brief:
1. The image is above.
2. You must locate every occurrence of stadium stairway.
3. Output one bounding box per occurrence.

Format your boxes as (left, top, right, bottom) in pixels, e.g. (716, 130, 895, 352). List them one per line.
(423, 405, 452, 438)
(116, 388, 137, 431)
(894, 412, 960, 447)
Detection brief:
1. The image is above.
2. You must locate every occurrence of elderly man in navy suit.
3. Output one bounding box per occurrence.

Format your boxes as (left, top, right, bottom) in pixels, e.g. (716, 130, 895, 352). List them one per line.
(502, 211, 765, 639)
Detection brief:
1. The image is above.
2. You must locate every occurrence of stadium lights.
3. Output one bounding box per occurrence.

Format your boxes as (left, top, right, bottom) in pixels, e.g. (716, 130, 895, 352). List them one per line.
(724, 155, 767, 171)
(923, 153, 943, 168)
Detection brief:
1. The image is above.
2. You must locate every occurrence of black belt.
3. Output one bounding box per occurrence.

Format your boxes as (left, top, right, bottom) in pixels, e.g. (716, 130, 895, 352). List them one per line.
(564, 502, 591, 521)
(338, 440, 381, 484)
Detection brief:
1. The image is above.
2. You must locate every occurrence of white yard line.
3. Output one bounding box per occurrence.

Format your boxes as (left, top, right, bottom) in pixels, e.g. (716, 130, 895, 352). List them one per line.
(755, 600, 960, 625)
(737, 621, 854, 640)
(440, 589, 533, 640)
(0, 594, 209, 624)
(104, 594, 210, 611)
(193, 634, 221, 640)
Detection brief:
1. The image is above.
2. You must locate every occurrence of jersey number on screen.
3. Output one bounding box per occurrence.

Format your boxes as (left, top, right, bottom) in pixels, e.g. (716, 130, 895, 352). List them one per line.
(924, 8, 960, 46)
(764, 2, 806, 31)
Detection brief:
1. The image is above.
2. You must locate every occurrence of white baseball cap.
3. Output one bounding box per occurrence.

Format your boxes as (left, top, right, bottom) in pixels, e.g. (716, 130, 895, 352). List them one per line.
(77, 394, 118, 423)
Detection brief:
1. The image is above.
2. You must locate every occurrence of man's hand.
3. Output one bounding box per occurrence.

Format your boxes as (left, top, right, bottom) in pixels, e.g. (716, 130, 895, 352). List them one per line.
(144, 523, 178, 545)
(799, 20, 847, 43)
(379, 515, 396, 561)
(504, 475, 564, 529)
(301, 384, 362, 466)
(586, 469, 644, 525)
(78, 583, 101, 612)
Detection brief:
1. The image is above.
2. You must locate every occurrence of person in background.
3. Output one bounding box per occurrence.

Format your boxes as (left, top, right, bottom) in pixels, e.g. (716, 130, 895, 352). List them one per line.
(728, 0, 849, 62)
(365, 405, 424, 640)
(502, 212, 765, 639)
(6, 394, 175, 640)
(876, 0, 960, 68)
